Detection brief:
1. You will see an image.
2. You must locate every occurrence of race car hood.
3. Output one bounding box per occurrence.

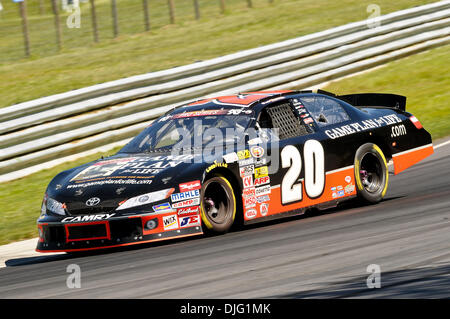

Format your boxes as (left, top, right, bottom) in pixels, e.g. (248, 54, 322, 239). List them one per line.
(45, 152, 210, 215)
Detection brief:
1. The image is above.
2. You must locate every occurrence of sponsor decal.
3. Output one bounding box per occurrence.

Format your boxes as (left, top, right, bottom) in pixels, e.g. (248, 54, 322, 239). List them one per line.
(237, 150, 251, 160)
(254, 176, 270, 186)
(337, 190, 345, 197)
(71, 155, 193, 182)
(206, 161, 228, 173)
(245, 209, 257, 219)
(177, 206, 200, 216)
(242, 175, 254, 189)
(255, 185, 271, 196)
(244, 196, 257, 208)
(337, 185, 343, 191)
(260, 203, 269, 216)
(179, 180, 201, 192)
(248, 138, 263, 145)
(261, 96, 285, 104)
(71, 158, 136, 181)
(325, 114, 402, 139)
(223, 152, 239, 163)
(257, 195, 270, 203)
(240, 165, 255, 177)
(242, 187, 256, 198)
(238, 158, 254, 166)
(85, 197, 100, 207)
(304, 117, 314, 124)
(179, 215, 201, 228)
(62, 213, 115, 223)
(172, 198, 201, 209)
(391, 124, 407, 137)
(171, 189, 200, 202)
(331, 186, 337, 191)
(345, 184, 355, 194)
(172, 110, 228, 119)
(227, 108, 253, 115)
(254, 158, 267, 167)
(250, 146, 264, 158)
(152, 202, 172, 212)
(255, 166, 269, 178)
(345, 176, 352, 184)
(163, 214, 179, 230)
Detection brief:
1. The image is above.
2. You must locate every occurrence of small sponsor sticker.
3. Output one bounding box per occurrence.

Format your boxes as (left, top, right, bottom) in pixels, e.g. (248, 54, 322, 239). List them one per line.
(254, 176, 270, 186)
(245, 209, 257, 219)
(244, 196, 257, 208)
(239, 158, 254, 166)
(223, 152, 239, 163)
(255, 166, 269, 178)
(345, 184, 355, 194)
(255, 185, 271, 196)
(257, 195, 270, 203)
(260, 203, 269, 216)
(345, 176, 352, 184)
(179, 180, 201, 192)
(177, 206, 200, 216)
(163, 214, 179, 230)
(240, 165, 254, 177)
(242, 187, 256, 198)
(304, 117, 313, 124)
(243, 175, 254, 189)
(171, 189, 200, 202)
(172, 198, 201, 209)
(250, 146, 264, 158)
(179, 215, 201, 228)
(237, 150, 251, 160)
(152, 202, 172, 212)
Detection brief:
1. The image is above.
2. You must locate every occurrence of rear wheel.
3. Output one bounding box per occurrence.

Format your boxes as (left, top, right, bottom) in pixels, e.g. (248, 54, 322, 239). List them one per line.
(200, 176, 236, 233)
(354, 143, 389, 204)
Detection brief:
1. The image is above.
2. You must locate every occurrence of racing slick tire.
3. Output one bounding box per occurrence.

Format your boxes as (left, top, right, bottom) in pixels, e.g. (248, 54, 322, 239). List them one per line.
(200, 176, 236, 234)
(354, 143, 389, 204)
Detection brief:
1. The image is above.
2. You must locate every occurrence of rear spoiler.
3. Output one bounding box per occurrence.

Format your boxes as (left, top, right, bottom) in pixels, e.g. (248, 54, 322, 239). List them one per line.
(316, 90, 406, 111)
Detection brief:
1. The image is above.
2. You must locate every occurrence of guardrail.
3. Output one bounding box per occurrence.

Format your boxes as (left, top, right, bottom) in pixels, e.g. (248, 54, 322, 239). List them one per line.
(0, 1, 449, 179)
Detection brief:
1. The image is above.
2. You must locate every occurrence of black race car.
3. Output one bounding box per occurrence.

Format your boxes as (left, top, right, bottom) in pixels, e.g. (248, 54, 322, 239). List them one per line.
(36, 90, 433, 252)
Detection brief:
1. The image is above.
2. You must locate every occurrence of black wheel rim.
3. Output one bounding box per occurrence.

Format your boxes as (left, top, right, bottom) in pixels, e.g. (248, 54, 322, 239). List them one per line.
(203, 179, 232, 225)
(359, 152, 383, 193)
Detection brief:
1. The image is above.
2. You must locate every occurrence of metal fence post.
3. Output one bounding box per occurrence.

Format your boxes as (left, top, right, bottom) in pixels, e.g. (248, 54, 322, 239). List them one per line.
(193, 0, 200, 20)
(143, 0, 151, 31)
(51, 0, 63, 51)
(18, 0, 31, 57)
(90, 0, 99, 42)
(111, 0, 119, 38)
(168, 0, 175, 24)
(219, 0, 226, 14)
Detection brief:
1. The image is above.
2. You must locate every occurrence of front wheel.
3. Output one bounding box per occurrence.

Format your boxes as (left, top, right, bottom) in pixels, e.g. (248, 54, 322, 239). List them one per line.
(200, 176, 236, 233)
(354, 143, 389, 204)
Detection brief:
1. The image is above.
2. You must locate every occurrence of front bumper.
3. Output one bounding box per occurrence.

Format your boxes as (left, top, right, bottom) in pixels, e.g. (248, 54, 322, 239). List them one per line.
(36, 213, 203, 252)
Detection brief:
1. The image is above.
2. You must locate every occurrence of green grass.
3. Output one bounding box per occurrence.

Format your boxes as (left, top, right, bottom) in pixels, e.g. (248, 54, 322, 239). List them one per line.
(0, 0, 435, 108)
(0, 44, 448, 246)
(318, 44, 450, 140)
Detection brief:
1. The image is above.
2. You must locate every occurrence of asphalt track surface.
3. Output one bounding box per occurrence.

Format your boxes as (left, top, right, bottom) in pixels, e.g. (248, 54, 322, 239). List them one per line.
(0, 140, 449, 299)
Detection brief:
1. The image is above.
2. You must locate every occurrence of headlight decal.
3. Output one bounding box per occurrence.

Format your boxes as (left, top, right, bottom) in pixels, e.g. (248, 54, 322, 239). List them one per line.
(116, 188, 175, 211)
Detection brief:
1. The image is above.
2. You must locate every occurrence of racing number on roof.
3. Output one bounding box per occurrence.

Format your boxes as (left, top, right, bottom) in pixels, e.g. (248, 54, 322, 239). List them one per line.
(281, 140, 325, 204)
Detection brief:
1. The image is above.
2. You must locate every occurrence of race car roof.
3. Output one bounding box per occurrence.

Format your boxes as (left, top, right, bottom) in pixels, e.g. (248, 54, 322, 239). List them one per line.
(171, 90, 296, 114)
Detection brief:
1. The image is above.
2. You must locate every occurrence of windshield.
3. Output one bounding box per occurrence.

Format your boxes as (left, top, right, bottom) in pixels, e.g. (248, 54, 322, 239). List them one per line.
(119, 110, 253, 153)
